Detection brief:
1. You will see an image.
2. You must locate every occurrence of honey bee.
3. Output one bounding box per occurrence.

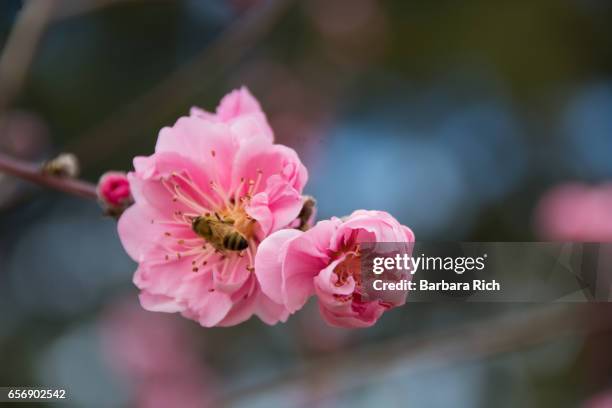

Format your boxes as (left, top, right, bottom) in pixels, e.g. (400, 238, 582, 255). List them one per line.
(192, 213, 249, 252)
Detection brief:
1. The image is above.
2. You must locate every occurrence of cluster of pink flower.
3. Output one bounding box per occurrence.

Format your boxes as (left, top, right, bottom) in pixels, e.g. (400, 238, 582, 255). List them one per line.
(101, 88, 414, 329)
(100, 298, 217, 407)
(534, 182, 612, 242)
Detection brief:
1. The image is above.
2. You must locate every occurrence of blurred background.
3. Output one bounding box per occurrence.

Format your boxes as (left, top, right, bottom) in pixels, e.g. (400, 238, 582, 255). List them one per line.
(1, 0, 612, 406)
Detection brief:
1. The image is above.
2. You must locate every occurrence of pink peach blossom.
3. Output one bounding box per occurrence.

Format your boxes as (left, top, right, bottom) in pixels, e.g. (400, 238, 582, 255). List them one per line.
(100, 298, 202, 379)
(100, 298, 217, 408)
(255, 210, 415, 328)
(584, 391, 612, 408)
(118, 88, 309, 327)
(534, 183, 612, 242)
(98, 171, 132, 207)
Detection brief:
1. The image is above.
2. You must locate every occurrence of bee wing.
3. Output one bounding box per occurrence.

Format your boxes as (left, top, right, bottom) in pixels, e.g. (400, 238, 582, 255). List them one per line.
(207, 218, 232, 237)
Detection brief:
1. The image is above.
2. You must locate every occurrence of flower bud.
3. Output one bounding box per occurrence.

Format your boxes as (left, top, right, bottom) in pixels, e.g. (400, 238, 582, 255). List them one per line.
(42, 153, 80, 178)
(97, 171, 133, 216)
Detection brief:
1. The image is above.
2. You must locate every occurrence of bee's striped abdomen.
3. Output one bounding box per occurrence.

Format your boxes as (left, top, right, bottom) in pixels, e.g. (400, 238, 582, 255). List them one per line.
(223, 232, 248, 251)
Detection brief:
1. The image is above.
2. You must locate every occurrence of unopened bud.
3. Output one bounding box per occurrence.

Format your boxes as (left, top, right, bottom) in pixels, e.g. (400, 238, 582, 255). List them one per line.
(42, 153, 80, 178)
(295, 196, 317, 231)
(97, 171, 133, 217)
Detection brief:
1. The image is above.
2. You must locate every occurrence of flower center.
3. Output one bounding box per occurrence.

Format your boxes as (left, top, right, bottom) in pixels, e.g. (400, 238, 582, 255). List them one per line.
(216, 205, 256, 241)
(333, 244, 362, 288)
(154, 165, 266, 274)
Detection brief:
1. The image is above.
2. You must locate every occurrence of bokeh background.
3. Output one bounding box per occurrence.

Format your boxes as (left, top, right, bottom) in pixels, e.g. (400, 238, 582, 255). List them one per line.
(1, 0, 612, 406)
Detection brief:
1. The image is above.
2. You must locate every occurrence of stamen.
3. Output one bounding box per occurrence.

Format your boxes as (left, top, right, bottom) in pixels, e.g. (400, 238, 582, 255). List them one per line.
(247, 169, 264, 196)
(189, 248, 215, 269)
(171, 172, 218, 210)
(233, 177, 246, 210)
(174, 212, 197, 225)
(163, 245, 212, 264)
(209, 180, 232, 208)
(252, 169, 264, 193)
(332, 244, 363, 287)
(169, 237, 203, 250)
(246, 243, 256, 271)
(162, 178, 208, 213)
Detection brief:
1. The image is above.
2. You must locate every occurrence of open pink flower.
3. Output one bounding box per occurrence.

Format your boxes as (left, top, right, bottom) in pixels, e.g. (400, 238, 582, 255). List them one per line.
(534, 183, 612, 241)
(255, 210, 415, 328)
(100, 298, 218, 408)
(584, 391, 612, 408)
(118, 88, 308, 327)
(100, 298, 202, 379)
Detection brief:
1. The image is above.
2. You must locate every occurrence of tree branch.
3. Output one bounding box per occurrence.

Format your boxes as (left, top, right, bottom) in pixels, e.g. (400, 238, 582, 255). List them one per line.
(0, 151, 97, 200)
(221, 305, 612, 406)
(69, 0, 296, 168)
(0, 0, 58, 113)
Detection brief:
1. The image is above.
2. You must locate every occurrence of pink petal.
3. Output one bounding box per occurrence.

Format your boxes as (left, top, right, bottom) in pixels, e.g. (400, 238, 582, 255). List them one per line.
(245, 192, 274, 235)
(139, 291, 184, 313)
(319, 301, 385, 329)
(402, 225, 416, 242)
(155, 117, 237, 190)
(134, 254, 191, 296)
(230, 141, 307, 198)
(212, 256, 251, 294)
(216, 87, 263, 121)
(254, 290, 290, 325)
(229, 113, 274, 144)
(192, 87, 274, 144)
(247, 180, 303, 235)
(304, 219, 342, 256)
(130, 151, 223, 215)
(282, 231, 331, 313)
(332, 210, 411, 249)
(189, 106, 217, 121)
(118, 204, 167, 261)
(217, 276, 259, 327)
(314, 256, 355, 298)
(184, 275, 234, 327)
(263, 175, 304, 231)
(255, 228, 302, 305)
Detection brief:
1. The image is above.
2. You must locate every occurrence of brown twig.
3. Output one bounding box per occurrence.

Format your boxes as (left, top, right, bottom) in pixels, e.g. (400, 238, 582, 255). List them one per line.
(0, 151, 97, 200)
(0, 0, 58, 113)
(70, 0, 295, 168)
(220, 305, 611, 406)
(52, 0, 126, 21)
